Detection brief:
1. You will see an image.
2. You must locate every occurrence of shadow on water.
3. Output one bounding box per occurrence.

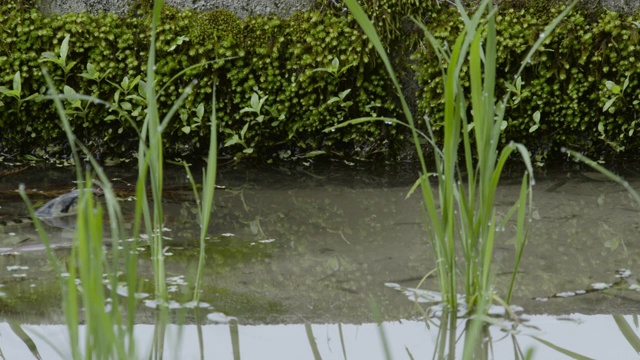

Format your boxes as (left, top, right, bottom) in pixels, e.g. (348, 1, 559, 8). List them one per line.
(0, 163, 639, 358)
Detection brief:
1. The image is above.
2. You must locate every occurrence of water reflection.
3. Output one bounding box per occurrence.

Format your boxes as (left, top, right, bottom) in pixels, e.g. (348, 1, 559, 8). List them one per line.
(1, 314, 638, 359)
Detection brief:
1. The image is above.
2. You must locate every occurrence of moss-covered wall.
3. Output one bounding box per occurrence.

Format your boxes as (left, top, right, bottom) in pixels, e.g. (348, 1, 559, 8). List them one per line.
(1, 1, 639, 165)
(414, 3, 640, 164)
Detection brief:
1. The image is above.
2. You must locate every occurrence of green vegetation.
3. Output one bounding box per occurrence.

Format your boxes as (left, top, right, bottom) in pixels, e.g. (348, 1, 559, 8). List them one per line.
(0, 2, 394, 162)
(338, 0, 584, 357)
(340, 0, 588, 358)
(342, 0, 575, 311)
(414, 4, 640, 164)
(17, 0, 221, 357)
(1, 1, 640, 164)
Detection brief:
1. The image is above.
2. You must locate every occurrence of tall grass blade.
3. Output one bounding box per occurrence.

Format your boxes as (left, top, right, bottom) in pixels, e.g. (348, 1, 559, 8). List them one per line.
(613, 315, 640, 353)
(338, 323, 348, 360)
(370, 301, 392, 360)
(8, 322, 42, 359)
(304, 323, 322, 360)
(195, 80, 218, 301)
(564, 149, 640, 204)
(230, 321, 241, 360)
(531, 336, 593, 360)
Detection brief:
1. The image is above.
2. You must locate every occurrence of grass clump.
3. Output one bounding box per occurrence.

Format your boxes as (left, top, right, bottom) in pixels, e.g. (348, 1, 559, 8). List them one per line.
(339, 0, 576, 315)
(18, 0, 221, 357)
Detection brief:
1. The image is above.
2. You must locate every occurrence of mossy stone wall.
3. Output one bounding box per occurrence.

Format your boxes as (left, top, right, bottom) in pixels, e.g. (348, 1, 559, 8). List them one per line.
(1, 1, 640, 165)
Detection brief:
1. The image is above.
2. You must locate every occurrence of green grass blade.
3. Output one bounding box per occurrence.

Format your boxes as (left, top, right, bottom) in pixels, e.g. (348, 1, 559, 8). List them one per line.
(156, 58, 238, 98)
(515, 1, 577, 79)
(193, 80, 218, 302)
(564, 149, 640, 205)
(613, 315, 640, 353)
(343, 0, 428, 177)
(531, 336, 594, 360)
(325, 117, 442, 158)
(8, 320, 42, 358)
(304, 323, 322, 360)
(506, 174, 530, 304)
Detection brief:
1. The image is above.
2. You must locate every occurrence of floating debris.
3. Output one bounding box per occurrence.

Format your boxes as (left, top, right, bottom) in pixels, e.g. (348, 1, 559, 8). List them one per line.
(535, 269, 636, 301)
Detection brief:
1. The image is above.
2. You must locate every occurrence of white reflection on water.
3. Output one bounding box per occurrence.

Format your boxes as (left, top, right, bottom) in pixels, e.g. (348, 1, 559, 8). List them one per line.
(0, 314, 636, 359)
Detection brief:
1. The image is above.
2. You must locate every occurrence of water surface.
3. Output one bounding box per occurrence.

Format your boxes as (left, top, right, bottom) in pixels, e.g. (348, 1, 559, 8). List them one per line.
(0, 162, 639, 357)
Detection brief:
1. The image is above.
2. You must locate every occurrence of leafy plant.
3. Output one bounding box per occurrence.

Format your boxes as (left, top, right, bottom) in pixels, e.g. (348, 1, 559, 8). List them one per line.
(530, 110, 541, 133)
(78, 62, 111, 96)
(62, 85, 92, 127)
(224, 90, 285, 155)
(311, 57, 356, 79)
(602, 76, 630, 114)
(179, 102, 205, 134)
(0, 71, 42, 123)
(39, 34, 77, 83)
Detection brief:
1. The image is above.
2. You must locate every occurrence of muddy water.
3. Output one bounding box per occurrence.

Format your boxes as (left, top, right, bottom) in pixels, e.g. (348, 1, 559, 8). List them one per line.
(0, 163, 639, 326)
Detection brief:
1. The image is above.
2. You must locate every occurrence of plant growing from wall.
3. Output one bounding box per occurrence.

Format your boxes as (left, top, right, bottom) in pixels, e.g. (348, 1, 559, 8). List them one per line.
(39, 34, 77, 84)
(0, 71, 42, 124)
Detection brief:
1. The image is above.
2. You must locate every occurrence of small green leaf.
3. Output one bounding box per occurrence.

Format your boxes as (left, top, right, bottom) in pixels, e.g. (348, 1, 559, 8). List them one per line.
(23, 93, 40, 102)
(240, 122, 250, 139)
(612, 84, 621, 95)
(13, 71, 21, 95)
(598, 122, 605, 134)
(623, 75, 630, 90)
(224, 134, 240, 147)
(605, 80, 616, 91)
(86, 63, 96, 77)
(529, 124, 539, 133)
(603, 97, 617, 112)
(120, 101, 132, 110)
(338, 89, 351, 99)
(250, 92, 259, 111)
(137, 80, 147, 98)
(40, 51, 55, 59)
(60, 34, 70, 61)
(304, 150, 326, 158)
(63, 86, 79, 106)
(121, 76, 129, 90)
(0, 86, 18, 97)
(65, 61, 77, 73)
(243, 147, 254, 154)
(533, 110, 541, 123)
(182, 126, 191, 134)
(196, 103, 204, 119)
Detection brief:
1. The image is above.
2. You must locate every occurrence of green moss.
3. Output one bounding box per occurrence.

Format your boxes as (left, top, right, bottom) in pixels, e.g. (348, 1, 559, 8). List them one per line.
(414, 3, 640, 162)
(1, 2, 640, 164)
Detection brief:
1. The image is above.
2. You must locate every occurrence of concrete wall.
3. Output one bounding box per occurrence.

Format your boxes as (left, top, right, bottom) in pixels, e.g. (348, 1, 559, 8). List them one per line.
(39, 0, 314, 18)
(39, 0, 640, 18)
